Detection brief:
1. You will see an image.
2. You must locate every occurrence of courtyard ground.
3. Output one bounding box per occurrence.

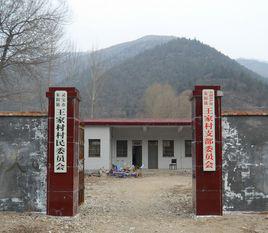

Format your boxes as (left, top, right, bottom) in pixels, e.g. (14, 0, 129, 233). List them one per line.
(0, 171, 267, 233)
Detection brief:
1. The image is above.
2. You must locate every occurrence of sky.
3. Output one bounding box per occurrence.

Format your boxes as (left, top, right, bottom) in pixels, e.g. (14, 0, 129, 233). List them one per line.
(65, 0, 268, 61)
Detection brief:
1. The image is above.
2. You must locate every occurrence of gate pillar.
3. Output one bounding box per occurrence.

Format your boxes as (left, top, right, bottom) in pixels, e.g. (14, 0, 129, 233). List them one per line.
(46, 87, 80, 216)
(192, 85, 223, 215)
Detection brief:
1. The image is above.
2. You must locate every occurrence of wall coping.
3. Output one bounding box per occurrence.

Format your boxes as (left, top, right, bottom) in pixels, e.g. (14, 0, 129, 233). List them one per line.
(1, 111, 268, 118)
(0, 112, 48, 117)
(222, 111, 268, 116)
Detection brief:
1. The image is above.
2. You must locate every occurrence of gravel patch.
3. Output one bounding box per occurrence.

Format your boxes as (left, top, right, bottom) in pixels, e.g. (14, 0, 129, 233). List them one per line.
(1, 173, 267, 233)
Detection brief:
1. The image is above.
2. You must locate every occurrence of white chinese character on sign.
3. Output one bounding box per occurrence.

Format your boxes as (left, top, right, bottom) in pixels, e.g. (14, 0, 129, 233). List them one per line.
(202, 89, 216, 171)
(54, 91, 68, 173)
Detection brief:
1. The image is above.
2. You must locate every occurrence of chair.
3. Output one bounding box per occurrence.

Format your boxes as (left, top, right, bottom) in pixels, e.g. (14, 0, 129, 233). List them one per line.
(169, 159, 177, 170)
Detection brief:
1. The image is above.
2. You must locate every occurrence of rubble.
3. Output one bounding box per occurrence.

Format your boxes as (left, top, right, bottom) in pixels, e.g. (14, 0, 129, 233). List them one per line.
(108, 164, 143, 178)
(86, 164, 143, 178)
(87, 168, 108, 177)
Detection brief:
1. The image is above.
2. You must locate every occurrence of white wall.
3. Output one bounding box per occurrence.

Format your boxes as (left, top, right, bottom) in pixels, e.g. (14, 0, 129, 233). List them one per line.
(84, 126, 111, 171)
(110, 126, 192, 169)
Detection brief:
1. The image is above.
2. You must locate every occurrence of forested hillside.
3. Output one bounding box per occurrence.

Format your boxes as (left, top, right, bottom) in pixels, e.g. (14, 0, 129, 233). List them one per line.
(97, 35, 175, 69)
(0, 36, 174, 114)
(1, 36, 268, 118)
(96, 38, 268, 118)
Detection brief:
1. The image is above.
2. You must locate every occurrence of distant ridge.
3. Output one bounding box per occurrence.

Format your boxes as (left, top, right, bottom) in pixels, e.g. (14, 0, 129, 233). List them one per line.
(237, 58, 268, 78)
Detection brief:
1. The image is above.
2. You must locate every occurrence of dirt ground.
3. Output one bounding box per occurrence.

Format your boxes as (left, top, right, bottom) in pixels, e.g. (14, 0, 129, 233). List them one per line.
(1, 172, 268, 233)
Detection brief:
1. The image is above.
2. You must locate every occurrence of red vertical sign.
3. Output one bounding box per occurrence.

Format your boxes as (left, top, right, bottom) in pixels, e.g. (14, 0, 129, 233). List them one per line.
(202, 89, 216, 171)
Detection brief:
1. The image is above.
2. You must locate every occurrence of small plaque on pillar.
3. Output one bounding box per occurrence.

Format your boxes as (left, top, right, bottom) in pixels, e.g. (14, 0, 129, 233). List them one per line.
(54, 91, 68, 173)
(202, 89, 216, 171)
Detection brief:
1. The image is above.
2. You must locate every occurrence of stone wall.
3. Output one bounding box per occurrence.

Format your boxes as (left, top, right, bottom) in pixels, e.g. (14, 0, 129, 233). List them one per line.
(0, 114, 47, 212)
(223, 116, 268, 211)
(1, 112, 267, 213)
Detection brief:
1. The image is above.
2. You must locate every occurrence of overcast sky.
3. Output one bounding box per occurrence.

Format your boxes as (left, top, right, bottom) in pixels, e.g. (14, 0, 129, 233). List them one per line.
(65, 0, 268, 60)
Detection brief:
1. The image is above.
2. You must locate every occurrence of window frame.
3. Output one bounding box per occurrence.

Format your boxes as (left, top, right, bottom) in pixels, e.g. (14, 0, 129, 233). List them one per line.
(88, 139, 101, 157)
(185, 140, 192, 157)
(162, 140, 174, 157)
(116, 140, 128, 157)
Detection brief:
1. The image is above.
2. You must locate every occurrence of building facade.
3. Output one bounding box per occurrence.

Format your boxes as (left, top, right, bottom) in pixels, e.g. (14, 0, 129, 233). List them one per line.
(82, 119, 192, 171)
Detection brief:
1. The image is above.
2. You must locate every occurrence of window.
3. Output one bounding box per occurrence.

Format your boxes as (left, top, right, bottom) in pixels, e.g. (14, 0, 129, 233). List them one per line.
(185, 140, 192, 157)
(88, 139, 100, 157)
(116, 140, 128, 157)
(163, 140, 174, 157)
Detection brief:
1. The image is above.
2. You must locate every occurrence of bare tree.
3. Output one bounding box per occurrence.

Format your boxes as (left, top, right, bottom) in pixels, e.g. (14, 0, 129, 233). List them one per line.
(142, 83, 192, 118)
(177, 89, 192, 118)
(62, 45, 83, 84)
(0, 0, 66, 79)
(143, 83, 179, 118)
(88, 48, 105, 118)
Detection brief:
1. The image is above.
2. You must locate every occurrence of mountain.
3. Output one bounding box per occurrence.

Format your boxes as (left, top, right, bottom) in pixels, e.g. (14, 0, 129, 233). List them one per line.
(1, 36, 268, 118)
(53, 36, 175, 85)
(0, 35, 174, 112)
(97, 35, 175, 68)
(237, 58, 268, 78)
(97, 38, 268, 117)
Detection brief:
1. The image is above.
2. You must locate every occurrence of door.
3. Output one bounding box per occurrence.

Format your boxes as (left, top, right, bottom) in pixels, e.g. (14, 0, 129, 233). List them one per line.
(148, 140, 158, 169)
(132, 140, 142, 167)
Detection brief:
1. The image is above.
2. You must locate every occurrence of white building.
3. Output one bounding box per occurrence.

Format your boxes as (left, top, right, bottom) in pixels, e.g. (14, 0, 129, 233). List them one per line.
(82, 119, 192, 171)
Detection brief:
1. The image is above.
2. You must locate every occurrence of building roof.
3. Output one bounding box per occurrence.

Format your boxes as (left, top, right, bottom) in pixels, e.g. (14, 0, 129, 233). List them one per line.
(82, 118, 192, 126)
(1, 110, 268, 121)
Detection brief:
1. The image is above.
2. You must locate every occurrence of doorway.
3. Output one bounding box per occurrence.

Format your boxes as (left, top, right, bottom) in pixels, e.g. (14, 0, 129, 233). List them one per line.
(132, 140, 142, 167)
(148, 140, 158, 169)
